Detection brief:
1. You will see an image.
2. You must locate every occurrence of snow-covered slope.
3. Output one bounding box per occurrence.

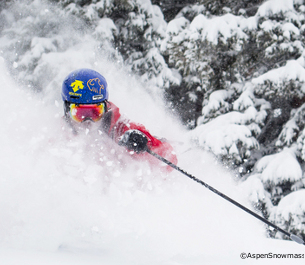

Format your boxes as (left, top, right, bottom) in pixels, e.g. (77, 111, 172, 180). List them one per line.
(0, 55, 304, 264)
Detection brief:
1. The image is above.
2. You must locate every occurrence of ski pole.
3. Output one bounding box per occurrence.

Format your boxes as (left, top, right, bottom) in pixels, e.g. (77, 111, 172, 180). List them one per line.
(146, 148, 305, 246)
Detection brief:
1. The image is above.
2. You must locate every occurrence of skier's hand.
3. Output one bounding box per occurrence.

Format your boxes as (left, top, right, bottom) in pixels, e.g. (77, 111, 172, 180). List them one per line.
(118, 130, 148, 153)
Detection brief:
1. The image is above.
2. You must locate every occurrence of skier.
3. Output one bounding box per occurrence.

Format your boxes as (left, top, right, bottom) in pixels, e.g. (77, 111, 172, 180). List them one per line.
(61, 68, 177, 172)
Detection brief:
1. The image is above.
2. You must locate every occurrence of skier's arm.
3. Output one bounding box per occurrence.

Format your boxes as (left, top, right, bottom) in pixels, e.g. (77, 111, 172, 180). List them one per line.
(115, 122, 178, 171)
(103, 102, 177, 170)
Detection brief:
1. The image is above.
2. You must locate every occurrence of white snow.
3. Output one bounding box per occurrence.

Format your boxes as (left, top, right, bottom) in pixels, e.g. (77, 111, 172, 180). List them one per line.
(0, 56, 265, 265)
(238, 174, 272, 210)
(256, 147, 303, 185)
(257, 0, 295, 17)
(1, 51, 304, 264)
(201, 89, 232, 116)
(282, 22, 300, 38)
(94, 18, 117, 41)
(191, 109, 259, 159)
(194, 84, 270, 162)
(270, 189, 305, 240)
(233, 84, 255, 111)
(276, 103, 305, 147)
(166, 17, 189, 36)
(274, 189, 305, 220)
(277, 118, 298, 146)
(260, 20, 276, 32)
(189, 13, 248, 45)
(161, 17, 189, 52)
(252, 60, 305, 85)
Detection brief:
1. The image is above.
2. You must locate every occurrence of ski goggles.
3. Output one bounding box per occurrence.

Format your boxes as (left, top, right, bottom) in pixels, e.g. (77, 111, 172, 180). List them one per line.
(69, 103, 105, 123)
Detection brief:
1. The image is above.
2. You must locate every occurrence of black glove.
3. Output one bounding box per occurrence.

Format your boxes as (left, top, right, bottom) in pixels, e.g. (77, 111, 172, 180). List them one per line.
(118, 130, 148, 153)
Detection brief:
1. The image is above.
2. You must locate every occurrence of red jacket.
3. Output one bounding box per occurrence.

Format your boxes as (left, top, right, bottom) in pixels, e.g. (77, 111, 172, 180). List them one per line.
(101, 101, 177, 172)
(65, 101, 178, 172)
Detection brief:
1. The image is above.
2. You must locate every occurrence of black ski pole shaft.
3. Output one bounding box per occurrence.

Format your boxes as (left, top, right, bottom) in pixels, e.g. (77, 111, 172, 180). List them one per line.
(146, 148, 305, 246)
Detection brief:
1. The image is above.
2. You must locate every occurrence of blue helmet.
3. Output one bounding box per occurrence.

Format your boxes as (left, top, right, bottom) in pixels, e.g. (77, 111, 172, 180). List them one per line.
(62, 69, 108, 104)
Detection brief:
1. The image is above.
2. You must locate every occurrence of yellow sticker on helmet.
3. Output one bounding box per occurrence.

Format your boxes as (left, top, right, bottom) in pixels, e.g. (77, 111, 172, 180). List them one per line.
(87, 78, 104, 94)
(71, 80, 84, 93)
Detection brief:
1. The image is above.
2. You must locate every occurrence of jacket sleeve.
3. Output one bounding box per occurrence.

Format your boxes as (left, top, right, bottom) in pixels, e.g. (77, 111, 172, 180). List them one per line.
(103, 102, 178, 172)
